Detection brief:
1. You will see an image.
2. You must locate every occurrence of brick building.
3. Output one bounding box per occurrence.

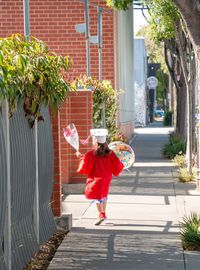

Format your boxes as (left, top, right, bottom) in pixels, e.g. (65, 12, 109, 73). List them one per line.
(0, 0, 134, 216)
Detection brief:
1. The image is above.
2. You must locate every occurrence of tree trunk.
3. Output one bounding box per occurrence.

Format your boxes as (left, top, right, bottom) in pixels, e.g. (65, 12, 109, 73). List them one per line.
(172, 0, 200, 181)
(164, 41, 187, 138)
(176, 72, 187, 139)
(172, 1, 200, 50)
(174, 20, 193, 174)
(194, 49, 200, 188)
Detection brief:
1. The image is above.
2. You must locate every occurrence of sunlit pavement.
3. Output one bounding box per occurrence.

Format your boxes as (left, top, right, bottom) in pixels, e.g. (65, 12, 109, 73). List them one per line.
(49, 121, 200, 270)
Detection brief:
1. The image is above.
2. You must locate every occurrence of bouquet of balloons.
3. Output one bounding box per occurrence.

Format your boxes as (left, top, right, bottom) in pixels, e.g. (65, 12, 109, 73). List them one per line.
(63, 124, 135, 169)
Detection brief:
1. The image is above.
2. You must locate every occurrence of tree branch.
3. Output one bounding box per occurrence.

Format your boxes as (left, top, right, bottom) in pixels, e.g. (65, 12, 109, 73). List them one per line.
(164, 42, 180, 91)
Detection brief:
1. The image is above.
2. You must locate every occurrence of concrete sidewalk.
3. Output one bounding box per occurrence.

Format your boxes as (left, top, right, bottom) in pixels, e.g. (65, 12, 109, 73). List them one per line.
(48, 122, 200, 270)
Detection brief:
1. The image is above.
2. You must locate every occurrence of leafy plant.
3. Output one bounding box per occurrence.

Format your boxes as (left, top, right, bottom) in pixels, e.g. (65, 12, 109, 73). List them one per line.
(0, 34, 72, 126)
(163, 141, 186, 159)
(178, 167, 196, 183)
(162, 133, 186, 159)
(137, 25, 169, 110)
(163, 111, 173, 126)
(72, 75, 125, 142)
(180, 213, 200, 250)
(106, 0, 133, 10)
(143, 0, 180, 43)
(172, 153, 186, 168)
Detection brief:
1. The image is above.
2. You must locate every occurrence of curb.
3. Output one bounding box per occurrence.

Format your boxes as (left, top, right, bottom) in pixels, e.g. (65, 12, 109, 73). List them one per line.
(129, 133, 137, 146)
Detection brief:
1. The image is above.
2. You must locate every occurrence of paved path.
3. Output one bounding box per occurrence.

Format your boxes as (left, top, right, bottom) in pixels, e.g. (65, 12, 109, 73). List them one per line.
(48, 122, 200, 270)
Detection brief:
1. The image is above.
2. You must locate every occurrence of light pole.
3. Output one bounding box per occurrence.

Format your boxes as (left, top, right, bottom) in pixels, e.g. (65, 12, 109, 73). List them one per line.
(98, 6, 102, 82)
(84, 0, 90, 76)
(23, 0, 30, 41)
(97, 6, 106, 128)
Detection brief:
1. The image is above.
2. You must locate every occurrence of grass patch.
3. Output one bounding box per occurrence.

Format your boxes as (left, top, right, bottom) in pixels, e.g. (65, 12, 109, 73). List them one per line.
(180, 213, 200, 251)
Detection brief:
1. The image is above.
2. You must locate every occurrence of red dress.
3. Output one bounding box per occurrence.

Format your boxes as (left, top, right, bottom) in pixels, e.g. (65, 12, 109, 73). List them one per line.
(77, 150, 124, 200)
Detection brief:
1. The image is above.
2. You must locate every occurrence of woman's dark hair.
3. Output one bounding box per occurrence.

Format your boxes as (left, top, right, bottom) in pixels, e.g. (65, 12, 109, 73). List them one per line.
(94, 142, 111, 157)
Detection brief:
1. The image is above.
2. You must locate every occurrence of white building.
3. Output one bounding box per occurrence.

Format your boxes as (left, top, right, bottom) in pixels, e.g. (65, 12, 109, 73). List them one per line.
(115, 6, 135, 139)
(134, 37, 147, 127)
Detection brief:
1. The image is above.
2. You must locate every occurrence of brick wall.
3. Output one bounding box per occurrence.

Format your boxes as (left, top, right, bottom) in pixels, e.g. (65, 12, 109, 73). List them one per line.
(0, 0, 117, 216)
(0, 0, 115, 81)
(50, 90, 92, 216)
(60, 90, 93, 184)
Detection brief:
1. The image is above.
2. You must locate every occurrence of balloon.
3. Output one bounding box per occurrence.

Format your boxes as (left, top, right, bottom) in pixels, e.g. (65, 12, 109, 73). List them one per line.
(80, 135, 91, 145)
(109, 141, 135, 169)
(63, 123, 79, 151)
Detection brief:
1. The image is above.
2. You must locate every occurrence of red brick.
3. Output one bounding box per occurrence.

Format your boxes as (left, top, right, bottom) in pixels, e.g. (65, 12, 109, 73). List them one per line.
(2, 0, 117, 216)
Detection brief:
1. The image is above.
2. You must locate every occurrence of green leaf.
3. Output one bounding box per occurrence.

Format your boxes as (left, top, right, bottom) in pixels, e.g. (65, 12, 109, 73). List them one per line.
(0, 34, 73, 125)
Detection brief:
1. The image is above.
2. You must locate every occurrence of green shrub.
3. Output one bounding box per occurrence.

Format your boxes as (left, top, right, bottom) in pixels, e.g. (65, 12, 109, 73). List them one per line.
(162, 133, 186, 159)
(180, 213, 200, 250)
(163, 111, 173, 126)
(72, 75, 122, 142)
(0, 34, 72, 124)
(163, 141, 186, 159)
(169, 132, 182, 144)
(178, 167, 196, 183)
(106, 0, 132, 10)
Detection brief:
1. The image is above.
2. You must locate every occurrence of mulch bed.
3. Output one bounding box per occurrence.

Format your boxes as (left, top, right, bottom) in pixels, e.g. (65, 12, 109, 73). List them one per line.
(23, 230, 67, 270)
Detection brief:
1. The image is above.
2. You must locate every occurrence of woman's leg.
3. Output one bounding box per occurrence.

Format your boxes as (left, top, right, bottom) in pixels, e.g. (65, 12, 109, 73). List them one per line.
(94, 199, 107, 225)
(101, 201, 107, 215)
(96, 202, 101, 214)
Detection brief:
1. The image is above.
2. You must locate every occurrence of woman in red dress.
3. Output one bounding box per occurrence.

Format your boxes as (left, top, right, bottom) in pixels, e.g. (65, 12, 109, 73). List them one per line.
(77, 129, 124, 225)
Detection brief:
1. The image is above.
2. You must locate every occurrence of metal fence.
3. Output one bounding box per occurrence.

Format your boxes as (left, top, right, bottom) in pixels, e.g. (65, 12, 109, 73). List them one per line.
(0, 100, 56, 270)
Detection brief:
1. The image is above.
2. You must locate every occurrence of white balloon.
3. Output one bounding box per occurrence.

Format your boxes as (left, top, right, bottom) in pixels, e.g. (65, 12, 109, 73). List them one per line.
(109, 141, 135, 169)
(63, 123, 79, 151)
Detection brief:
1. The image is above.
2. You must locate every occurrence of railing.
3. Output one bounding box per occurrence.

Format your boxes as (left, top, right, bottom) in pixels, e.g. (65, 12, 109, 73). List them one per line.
(0, 100, 56, 270)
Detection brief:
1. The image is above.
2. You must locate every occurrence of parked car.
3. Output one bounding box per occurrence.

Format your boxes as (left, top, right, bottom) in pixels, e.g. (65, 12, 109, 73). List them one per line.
(154, 109, 165, 117)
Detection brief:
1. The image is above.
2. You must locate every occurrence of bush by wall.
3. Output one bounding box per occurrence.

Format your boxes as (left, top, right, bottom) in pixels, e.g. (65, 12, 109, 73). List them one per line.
(163, 111, 173, 126)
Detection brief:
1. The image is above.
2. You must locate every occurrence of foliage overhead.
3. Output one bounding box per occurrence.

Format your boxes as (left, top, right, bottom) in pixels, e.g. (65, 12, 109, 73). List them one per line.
(106, 0, 179, 42)
(106, 0, 133, 10)
(137, 25, 167, 71)
(137, 25, 168, 106)
(141, 0, 180, 42)
(0, 34, 72, 125)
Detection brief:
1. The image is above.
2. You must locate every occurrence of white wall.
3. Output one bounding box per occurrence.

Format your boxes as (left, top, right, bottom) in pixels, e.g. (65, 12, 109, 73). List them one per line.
(117, 6, 134, 128)
(134, 37, 147, 126)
